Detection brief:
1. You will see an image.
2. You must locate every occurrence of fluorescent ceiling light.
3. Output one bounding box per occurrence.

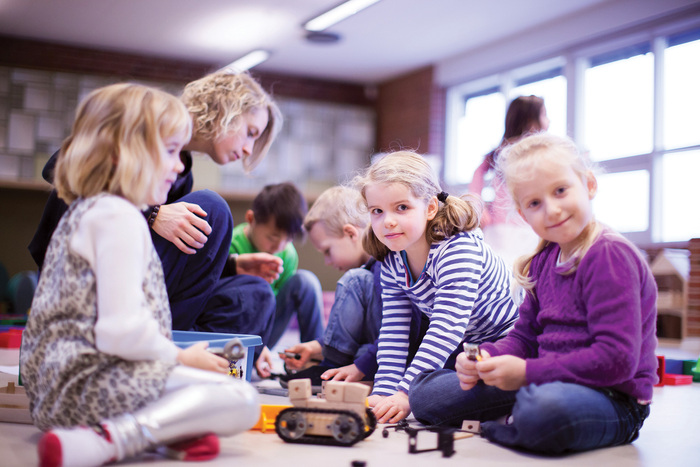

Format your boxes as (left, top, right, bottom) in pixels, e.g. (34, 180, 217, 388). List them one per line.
(304, 0, 381, 32)
(222, 50, 271, 72)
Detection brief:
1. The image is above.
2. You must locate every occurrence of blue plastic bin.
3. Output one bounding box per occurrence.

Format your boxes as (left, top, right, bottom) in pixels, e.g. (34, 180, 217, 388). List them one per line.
(172, 331, 262, 382)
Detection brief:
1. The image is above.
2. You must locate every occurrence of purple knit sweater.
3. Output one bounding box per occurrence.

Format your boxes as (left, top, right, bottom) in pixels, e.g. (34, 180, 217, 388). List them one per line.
(480, 229, 658, 401)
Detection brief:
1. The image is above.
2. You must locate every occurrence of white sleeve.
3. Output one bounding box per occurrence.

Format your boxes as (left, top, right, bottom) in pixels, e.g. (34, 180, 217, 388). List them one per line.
(71, 196, 179, 364)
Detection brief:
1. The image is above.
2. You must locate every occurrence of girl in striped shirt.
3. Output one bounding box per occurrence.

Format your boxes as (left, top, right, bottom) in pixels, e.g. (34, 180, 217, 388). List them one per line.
(354, 151, 519, 424)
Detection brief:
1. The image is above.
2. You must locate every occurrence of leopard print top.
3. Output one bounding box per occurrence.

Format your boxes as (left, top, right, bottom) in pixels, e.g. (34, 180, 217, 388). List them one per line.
(21, 195, 175, 430)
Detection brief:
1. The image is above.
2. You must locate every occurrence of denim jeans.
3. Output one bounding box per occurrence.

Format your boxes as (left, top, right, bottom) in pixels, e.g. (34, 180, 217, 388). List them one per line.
(410, 368, 517, 427)
(198, 274, 276, 362)
(480, 382, 650, 454)
(322, 267, 382, 367)
(410, 370, 650, 455)
(152, 190, 233, 332)
(268, 269, 325, 349)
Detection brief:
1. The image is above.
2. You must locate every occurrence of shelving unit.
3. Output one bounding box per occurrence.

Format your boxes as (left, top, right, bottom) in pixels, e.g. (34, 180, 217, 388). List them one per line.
(651, 249, 690, 341)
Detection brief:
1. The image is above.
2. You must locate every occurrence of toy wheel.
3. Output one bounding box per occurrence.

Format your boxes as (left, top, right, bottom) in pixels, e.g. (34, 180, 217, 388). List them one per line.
(330, 413, 362, 445)
(363, 408, 377, 438)
(275, 409, 307, 441)
(223, 338, 245, 360)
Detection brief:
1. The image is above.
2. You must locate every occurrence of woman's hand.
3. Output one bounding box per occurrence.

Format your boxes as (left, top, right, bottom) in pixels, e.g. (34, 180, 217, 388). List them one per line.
(236, 253, 283, 283)
(177, 342, 229, 373)
(476, 355, 526, 391)
(372, 391, 411, 424)
(151, 202, 211, 254)
(280, 341, 322, 370)
(322, 364, 365, 382)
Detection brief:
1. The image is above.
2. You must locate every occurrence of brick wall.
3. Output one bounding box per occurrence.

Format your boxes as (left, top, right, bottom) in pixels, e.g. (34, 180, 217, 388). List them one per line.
(0, 35, 372, 106)
(688, 238, 700, 337)
(376, 66, 445, 157)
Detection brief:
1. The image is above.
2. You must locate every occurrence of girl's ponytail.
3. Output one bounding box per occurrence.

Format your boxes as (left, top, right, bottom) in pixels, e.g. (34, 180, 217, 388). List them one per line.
(427, 193, 482, 243)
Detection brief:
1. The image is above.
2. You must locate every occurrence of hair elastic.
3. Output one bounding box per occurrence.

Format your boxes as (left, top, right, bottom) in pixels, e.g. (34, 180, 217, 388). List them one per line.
(437, 191, 449, 203)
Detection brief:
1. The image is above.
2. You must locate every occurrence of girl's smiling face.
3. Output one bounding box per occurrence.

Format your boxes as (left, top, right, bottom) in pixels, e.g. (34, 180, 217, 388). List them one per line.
(514, 157, 597, 260)
(365, 182, 437, 260)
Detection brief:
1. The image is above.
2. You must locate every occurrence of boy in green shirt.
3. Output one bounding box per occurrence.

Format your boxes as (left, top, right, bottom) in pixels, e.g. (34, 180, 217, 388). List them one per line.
(229, 182, 324, 375)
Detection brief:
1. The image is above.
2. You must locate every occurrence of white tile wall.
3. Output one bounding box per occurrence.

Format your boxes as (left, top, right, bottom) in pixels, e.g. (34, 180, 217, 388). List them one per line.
(0, 154, 19, 178)
(37, 116, 64, 141)
(24, 85, 50, 111)
(8, 113, 35, 153)
(0, 65, 376, 191)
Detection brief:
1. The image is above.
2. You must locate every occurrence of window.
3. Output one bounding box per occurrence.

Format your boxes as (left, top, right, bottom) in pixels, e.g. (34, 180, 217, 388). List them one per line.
(445, 21, 700, 245)
(664, 30, 700, 150)
(661, 149, 700, 242)
(594, 169, 649, 233)
(512, 69, 567, 139)
(451, 89, 504, 185)
(444, 63, 566, 186)
(583, 45, 654, 161)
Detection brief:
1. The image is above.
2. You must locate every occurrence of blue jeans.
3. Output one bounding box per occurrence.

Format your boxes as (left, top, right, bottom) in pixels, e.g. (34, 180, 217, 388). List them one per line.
(322, 267, 382, 367)
(410, 369, 517, 426)
(151, 190, 233, 331)
(268, 270, 325, 349)
(200, 274, 276, 361)
(410, 370, 651, 454)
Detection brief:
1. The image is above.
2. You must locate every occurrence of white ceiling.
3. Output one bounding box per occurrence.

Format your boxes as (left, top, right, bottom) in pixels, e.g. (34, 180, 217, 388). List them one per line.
(0, 0, 622, 84)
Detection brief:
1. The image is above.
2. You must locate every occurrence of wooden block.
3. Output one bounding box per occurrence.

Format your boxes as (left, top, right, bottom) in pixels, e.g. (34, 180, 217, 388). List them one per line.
(0, 382, 32, 424)
(663, 373, 693, 385)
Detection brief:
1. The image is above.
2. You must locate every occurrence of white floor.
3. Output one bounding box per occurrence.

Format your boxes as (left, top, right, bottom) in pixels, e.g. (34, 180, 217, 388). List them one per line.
(1, 335, 699, 467)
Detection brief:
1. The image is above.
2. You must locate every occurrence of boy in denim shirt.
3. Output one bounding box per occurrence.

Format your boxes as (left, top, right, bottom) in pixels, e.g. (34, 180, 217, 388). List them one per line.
(281, 186, 425, 384)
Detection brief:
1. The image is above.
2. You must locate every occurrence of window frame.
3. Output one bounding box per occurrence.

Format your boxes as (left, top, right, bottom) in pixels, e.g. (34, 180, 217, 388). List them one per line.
(443, 15, 700, 248)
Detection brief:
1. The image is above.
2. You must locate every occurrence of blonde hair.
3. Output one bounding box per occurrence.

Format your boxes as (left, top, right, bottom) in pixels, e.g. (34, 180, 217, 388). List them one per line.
(182, 71, 282, 172)
(353, 151, 482, 261)
(55, 83, 191, 209)
(497, 133, 601, 289)
(304, 186, 368, 237)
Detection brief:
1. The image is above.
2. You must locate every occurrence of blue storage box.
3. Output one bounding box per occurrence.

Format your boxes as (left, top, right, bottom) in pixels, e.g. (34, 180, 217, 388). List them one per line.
(172, 331, 262, 382)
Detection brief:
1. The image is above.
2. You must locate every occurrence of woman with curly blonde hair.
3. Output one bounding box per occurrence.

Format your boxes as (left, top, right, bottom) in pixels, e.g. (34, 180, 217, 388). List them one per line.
(29, 72, 283, 372)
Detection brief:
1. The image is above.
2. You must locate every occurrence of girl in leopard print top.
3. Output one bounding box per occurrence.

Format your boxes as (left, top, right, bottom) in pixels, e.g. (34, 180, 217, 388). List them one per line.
(21, 83, 260, 467)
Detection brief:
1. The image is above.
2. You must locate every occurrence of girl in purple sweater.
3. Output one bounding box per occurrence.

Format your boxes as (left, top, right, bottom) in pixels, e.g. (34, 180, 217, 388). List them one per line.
(409, 133, 658, 454)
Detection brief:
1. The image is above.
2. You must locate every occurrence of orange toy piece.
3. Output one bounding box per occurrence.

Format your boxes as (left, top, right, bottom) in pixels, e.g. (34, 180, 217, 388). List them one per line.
(251, 404, 292, 433)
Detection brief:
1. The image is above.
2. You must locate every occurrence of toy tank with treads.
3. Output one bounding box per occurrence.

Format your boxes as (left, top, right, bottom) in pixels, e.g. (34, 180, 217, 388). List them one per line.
(275, 378, 376, 446)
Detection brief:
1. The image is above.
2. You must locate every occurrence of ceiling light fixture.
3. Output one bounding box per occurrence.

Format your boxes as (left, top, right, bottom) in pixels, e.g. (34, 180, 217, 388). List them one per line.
(303, 0, 382, 32)
(222, 49, 271, 72)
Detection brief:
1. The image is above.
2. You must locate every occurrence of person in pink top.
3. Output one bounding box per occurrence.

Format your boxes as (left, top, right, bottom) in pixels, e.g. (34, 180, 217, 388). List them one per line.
(469, 95, 550, 268)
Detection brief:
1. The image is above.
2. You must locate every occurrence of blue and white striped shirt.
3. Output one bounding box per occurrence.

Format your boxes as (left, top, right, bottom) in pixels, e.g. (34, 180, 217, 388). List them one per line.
(372, 230, 519, 396)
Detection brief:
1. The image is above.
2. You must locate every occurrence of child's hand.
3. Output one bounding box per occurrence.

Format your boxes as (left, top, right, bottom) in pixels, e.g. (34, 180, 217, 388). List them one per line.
(236, 253, 283, 283)
(455, 348, 491, 390)
(322, 364, 365, 382)
(177, 342, 228, 374)
(255, 346, 274, 378)
(367, 394, 384, 408)
(280, 341, 322, 370)
(151, 202, 211, 255)
(476, 355, 526, 391)
(372, 391, 410, 424)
